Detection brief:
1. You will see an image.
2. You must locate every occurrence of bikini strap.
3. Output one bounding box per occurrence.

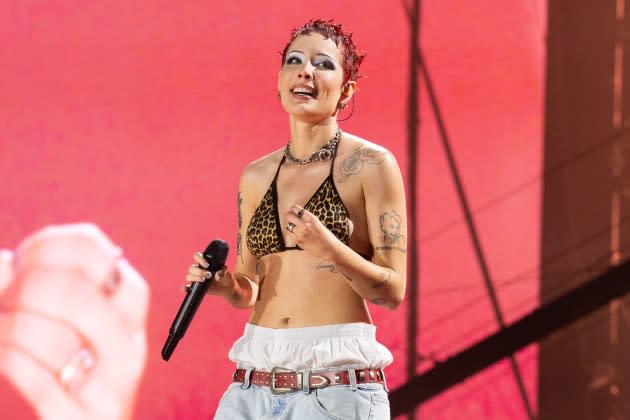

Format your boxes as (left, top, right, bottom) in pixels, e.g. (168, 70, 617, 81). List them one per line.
(272, 155, 286, 250)
(273, 155, 286, 183)
(329, 132, 342, 175)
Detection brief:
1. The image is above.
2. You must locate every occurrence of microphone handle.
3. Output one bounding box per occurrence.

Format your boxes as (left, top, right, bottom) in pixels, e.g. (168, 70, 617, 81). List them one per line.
(161, 269, 212, 361)
(162, 239, 228, 361)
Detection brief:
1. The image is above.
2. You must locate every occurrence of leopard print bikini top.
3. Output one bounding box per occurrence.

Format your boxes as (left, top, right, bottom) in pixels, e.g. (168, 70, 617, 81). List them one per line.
(246, 144, 350, 260)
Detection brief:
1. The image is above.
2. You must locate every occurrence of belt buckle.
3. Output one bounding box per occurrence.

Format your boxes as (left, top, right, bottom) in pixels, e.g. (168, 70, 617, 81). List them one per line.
(270, 367, 297, 395)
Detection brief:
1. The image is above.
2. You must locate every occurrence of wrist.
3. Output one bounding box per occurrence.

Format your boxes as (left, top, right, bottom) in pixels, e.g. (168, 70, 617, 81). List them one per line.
(225, 273, 255, 308)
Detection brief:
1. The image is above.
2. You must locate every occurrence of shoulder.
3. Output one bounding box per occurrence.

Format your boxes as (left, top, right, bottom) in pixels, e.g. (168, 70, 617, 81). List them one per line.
(336, 132, 401, 183)
(241, 147, 284, 183)
(238, 148, 284, 203)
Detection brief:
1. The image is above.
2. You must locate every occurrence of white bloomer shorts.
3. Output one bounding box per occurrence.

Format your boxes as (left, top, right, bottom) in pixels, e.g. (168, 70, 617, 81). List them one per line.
(213, 322, 393, 420)
(229, 322, 393, 371)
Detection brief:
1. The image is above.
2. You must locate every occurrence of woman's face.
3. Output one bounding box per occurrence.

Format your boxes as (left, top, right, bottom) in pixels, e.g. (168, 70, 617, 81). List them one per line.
(278, 33, 352, 121)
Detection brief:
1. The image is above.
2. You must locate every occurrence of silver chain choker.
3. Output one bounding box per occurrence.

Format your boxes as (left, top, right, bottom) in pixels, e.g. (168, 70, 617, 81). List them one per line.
(284, 129, 342, 165)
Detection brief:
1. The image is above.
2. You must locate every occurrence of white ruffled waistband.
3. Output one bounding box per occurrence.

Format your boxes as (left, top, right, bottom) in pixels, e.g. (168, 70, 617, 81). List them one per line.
(228, 322, 393, 372)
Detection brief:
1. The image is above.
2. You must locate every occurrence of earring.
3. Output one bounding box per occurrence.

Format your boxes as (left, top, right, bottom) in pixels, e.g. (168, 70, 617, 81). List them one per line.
(337, 96, 355, 122)
(277, 91, 281, 101)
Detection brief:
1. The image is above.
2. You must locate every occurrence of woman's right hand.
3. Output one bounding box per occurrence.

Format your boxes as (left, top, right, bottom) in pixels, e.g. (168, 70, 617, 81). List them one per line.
(184, 252, 236, 297)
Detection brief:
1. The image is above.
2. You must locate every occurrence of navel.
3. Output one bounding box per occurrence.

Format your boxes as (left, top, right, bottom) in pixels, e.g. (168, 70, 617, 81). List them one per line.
(280, 317, 291, 326)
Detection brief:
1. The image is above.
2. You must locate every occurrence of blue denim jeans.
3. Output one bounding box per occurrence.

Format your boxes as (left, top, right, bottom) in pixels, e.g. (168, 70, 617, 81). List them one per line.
(213, 381, 390, 419)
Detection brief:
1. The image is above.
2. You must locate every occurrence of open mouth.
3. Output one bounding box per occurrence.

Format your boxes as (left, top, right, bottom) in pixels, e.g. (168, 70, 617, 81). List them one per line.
(291, 86, 317, 99)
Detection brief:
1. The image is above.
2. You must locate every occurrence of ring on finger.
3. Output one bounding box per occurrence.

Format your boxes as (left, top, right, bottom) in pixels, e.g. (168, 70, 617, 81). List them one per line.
(287, 222, 296, 233)
(297, 208, 305, 218)
(58, 347, 96, 395)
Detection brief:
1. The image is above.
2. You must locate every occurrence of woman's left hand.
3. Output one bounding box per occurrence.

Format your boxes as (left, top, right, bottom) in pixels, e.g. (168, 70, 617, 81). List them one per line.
(284, 205, 341, 261)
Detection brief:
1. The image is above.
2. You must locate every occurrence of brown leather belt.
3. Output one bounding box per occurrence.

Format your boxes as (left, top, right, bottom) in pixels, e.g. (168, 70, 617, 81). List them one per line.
(233, 367, 386, 395)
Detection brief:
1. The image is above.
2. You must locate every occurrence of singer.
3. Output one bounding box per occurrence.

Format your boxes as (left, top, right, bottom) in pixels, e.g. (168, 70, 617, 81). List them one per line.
(185, 18, 407, 420)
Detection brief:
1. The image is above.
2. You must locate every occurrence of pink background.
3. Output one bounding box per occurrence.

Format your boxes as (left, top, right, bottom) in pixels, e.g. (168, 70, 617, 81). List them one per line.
(0, 1, 546, 418)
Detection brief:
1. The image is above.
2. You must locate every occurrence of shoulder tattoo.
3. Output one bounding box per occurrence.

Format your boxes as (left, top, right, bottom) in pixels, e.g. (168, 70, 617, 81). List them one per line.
(338, 147, 386, 183)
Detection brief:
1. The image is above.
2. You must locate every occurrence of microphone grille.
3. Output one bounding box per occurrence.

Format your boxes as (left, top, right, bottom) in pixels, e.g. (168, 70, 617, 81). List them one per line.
(203, 239, 229, 271)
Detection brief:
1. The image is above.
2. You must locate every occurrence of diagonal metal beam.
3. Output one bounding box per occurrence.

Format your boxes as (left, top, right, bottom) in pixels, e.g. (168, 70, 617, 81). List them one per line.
(390, 259, 630, 416)
(399, 2, 535, 417)
(403, 0, 421, 418)
(417, 48, 536, 419)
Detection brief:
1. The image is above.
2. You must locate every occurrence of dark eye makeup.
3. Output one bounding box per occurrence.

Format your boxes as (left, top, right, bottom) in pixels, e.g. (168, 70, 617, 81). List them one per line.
(285, 52, 336, 70)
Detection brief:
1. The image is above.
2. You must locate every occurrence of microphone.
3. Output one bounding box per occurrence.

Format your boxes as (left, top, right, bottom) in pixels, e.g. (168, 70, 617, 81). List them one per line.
(161, 239, 229, 361)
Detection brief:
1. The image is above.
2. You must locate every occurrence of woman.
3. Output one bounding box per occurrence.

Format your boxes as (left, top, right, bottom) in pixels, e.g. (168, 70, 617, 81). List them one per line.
(186, 18, 407, 419)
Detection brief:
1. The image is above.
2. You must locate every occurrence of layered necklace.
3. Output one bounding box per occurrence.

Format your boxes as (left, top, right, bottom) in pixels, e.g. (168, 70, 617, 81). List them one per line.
(284, 128, 342, 165)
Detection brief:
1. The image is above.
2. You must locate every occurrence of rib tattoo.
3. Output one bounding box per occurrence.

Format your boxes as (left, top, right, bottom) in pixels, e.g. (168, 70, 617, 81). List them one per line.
(316, 262, 353, 281)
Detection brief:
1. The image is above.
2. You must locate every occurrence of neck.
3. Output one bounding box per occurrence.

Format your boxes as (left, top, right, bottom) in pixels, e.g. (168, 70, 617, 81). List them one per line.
(288, 118, 339, 158)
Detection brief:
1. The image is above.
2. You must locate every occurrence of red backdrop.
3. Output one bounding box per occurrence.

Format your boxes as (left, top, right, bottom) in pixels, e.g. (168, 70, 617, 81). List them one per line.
(0, 1, 545, 418)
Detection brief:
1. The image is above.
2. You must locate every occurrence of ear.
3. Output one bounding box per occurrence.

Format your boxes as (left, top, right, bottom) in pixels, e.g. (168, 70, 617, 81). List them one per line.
(338, 81, 357, 110)
(341, 80, 357, 102)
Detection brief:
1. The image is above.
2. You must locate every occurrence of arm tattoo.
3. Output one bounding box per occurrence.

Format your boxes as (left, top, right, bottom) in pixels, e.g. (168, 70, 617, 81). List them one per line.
(338, 147, 386, 183)
(236, 233, 243, 262)
(316, 262, 353, 282)
(236, 191, 244, 263)
(371, 298, 387, 306)
(380, 210, 403, 244)
(237, 191, 243, 228)
(372, 269, 390, 289)
(375, 210, 407, 253)
(374, 245, 407, 253)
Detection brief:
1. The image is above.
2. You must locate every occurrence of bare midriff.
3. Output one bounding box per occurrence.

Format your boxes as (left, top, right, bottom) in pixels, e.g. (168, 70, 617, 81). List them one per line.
(247, 250, 372, 328)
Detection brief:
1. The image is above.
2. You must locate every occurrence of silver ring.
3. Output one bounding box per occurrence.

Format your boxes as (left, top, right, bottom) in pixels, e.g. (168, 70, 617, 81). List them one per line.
(287, 222, 295, 233)
(58, 347, 95, 394)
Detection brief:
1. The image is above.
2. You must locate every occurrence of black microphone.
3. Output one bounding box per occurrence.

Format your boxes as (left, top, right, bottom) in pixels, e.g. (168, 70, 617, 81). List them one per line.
(161, 239, 229, 361)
